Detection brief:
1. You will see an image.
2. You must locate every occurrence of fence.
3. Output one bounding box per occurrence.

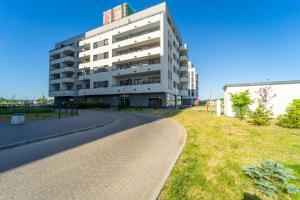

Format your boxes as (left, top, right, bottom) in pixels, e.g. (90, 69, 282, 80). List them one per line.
(0, 104, 78, 118)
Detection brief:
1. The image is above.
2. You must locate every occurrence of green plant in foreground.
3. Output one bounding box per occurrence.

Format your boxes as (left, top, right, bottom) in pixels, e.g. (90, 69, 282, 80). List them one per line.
(230, 90, 254, 119)
(243, 160, 300, 197)
(278, 99, 300, 129)
(249, 102, 273, 126)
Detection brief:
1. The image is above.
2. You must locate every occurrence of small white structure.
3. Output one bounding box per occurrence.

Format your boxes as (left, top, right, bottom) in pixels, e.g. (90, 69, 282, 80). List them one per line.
(216, 99, 221, 117)
(224, 80, 300, 118)
(11, 113, 25, 125)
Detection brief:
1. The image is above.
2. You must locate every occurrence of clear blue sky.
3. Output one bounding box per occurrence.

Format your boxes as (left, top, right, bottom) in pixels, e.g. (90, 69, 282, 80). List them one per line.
(1, 0, 300, 100)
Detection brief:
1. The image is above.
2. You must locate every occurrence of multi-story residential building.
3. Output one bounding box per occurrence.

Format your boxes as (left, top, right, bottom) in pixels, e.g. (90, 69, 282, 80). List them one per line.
(181, 61, 199, 105)
(49, 2, 199, 108)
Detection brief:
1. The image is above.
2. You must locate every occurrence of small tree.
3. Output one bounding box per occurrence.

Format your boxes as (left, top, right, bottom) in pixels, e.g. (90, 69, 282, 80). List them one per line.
(230, 90, 253, 119)
(250, 86, 275, 126)
(278, 99, 300, 128)
(36, 95, 48, 106)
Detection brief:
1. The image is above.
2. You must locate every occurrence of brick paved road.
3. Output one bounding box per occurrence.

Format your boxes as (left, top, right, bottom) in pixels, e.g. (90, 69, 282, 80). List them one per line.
(0, 110, 116, 148)
(0, 111, 184, 200)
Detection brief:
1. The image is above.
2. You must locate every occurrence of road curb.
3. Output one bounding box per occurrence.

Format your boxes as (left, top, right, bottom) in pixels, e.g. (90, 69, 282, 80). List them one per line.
(151, 119, 187, 200)
(0, 117, 117, 151)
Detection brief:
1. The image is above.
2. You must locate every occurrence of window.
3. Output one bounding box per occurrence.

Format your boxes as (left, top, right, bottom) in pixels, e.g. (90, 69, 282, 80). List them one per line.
(134, 79, 141, 84)
(173, 66, 176, 73)
(148, 77, 160, 83)
(104, 52, 108, 59)
(173, 81, 176, 88)
(93, 39, 109, 49)
(93, 65, 108, 74)
(93, 81, 108, 88)
(93, 52, 108, 61)
(168, 70, 172, 80)
(120, 79, 132, 86)
(104, 39, 108, 45)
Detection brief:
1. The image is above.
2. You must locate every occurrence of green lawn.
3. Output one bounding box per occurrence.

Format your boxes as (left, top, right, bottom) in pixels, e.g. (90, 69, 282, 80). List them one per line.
(0, 112, 72, 123)
(123, 107, 300, 199)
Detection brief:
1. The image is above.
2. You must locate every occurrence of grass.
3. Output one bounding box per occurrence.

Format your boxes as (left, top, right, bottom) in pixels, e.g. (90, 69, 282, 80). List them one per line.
(0, 112, 72, 123)
(122, 107, 300, 200)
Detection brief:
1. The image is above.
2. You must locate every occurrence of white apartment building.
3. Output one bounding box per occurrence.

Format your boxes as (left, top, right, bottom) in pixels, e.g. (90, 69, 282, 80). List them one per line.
(181, 61, 199, 105)
(49, 2, 199, 108)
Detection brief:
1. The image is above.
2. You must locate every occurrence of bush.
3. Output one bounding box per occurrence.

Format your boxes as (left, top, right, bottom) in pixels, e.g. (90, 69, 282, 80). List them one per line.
(230, 90, 253, 119)
(278, 99, 300, 128)
(76, 103, 111, 109)
(249, 102, 273, 126)
(243, 160, 300, 197)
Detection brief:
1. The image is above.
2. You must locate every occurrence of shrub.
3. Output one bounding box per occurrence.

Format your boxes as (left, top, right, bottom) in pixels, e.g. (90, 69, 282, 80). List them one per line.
(76, 103, 111, 109)
(230, 90, 253, 119)
(242, 160, 300, 197)
(278, 99, 300, 128)
(249, 102, 273, 126)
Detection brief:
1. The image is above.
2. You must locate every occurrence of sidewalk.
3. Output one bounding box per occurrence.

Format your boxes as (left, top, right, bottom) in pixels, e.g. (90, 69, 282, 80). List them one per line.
(0, 110, 116, 150)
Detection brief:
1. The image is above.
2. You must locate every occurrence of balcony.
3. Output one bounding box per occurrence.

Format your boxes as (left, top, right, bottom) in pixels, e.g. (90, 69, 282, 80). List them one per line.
(61, 66, 76, 73)
(180, 90, 188, 96)
(180, 55, 188, 62)
(112, 46, 161, 63)
(180, 65, 188, 72)
(49, 46, 75, 56)
(112, 30, 161, 50)
(61, 56, 76, 64)
(78, 82, 162, 96)
(60, 77, 75, 83)
(111, 63, 161, 77)
(180, 44, 188, 51)
(50, 56, 76, 65)
(79, 74, 90, 81)
(79, 49, 91, 58)
(180, 76, 189, 82)
(79, 61, 91, 69)
(49, 90, 75, 97)
(50, 68, 61, 74)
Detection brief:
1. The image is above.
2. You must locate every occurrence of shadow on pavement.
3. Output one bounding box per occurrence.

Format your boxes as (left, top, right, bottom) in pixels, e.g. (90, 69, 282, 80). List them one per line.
(0, 109, 181, 173)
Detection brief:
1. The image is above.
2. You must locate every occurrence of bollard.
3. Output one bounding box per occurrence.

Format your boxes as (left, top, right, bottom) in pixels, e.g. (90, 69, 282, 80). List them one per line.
(216, 100, 221, 117)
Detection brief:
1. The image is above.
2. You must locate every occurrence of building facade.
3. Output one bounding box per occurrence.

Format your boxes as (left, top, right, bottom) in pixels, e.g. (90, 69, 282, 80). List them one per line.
(224, 80, 300, 117)
(181, 61, 199, 105)
(49, 2, 198, 107)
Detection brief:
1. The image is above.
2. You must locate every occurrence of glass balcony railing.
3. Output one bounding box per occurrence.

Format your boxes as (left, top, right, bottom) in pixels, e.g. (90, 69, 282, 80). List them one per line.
(113, 44, 160, 57)
(114, 27, 160, 43)
(111, 80, 160, 87)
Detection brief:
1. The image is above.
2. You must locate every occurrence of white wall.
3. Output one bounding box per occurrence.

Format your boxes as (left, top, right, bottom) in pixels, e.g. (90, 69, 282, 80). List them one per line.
(224, 83, 300, 117)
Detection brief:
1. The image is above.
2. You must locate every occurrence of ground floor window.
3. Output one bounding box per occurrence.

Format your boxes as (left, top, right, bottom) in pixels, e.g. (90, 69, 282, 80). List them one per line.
(149, 97, 162, 108)
(166, 94, 175, 107)
(119, 95, 130, 108)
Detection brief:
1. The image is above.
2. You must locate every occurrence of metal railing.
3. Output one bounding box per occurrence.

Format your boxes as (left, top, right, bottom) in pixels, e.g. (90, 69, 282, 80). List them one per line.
(0, 104, 78, 119)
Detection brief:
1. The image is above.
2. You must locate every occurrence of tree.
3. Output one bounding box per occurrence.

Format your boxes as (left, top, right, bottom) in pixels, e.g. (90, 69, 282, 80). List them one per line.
(0, 97, 6, 104)
(230, 90, 253, 119)
(249, 86, 275, 126)
(278, 99, 300, 128)
(36, 95, 48, 105)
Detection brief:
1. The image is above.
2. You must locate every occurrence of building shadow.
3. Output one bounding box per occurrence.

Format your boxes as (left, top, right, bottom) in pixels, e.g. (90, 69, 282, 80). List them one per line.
(0, 109, 181, 173)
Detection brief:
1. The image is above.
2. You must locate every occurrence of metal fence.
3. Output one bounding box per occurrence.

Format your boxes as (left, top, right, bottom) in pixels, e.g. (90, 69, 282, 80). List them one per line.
(0, 104, 78, 118)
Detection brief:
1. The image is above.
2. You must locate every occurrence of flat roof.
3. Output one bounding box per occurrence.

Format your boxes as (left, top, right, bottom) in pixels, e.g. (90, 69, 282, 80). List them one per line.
(223, 80, 300, 90)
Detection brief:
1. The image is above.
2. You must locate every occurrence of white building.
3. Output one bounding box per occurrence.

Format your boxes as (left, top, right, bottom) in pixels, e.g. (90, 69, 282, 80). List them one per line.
(181, 61, 199, 105)
(49, 2, 199, 108)
(224, 80, 300, 117)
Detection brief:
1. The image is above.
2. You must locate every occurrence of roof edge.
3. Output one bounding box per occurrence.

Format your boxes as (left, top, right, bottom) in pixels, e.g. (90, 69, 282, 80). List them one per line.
(223, 80, 300, 90)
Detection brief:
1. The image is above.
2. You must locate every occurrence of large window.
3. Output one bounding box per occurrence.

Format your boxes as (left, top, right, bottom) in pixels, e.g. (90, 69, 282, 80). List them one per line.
(93, 81, 108, 88)
(148, 77, 160, 84)
(93, 65, 108, 74)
